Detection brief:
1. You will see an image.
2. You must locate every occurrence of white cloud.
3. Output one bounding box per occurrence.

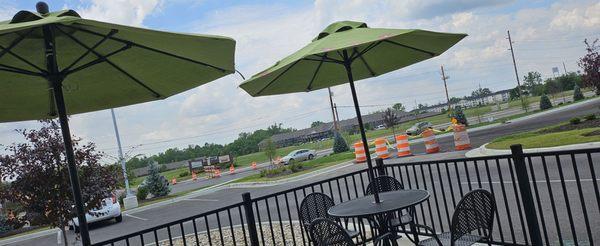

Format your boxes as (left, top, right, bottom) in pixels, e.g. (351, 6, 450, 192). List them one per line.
(1, 0, 599, 160)
(75, 0, 163, 26)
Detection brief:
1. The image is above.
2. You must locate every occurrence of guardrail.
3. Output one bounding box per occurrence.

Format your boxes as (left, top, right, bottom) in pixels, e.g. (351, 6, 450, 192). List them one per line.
(93, 145, 600, 246)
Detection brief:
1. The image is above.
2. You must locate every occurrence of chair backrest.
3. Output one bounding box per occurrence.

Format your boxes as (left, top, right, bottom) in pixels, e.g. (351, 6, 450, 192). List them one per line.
(365, 176, 404, 195)
(450, 189, 496, 244)
(310, 218, 356, 246)
(299, 192, 335, 229)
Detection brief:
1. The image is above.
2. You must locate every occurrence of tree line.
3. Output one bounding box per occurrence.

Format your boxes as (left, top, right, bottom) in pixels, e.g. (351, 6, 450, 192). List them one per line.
(125, 123, 294, 169)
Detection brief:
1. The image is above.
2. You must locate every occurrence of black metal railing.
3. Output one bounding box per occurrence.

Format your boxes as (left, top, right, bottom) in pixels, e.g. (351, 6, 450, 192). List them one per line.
(93, 145, 600, 246)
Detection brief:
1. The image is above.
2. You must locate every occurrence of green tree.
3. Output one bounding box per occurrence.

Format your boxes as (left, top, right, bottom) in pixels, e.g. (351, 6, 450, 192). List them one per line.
(523, 71, 542, 88)
(450, 106, 468, 126)
(540, 94, 553, 110)
(144, 162, 170, 198)
(311, 121, 324, 128)
(332, 131, 349, 153)
(382, 108, 398, 141)
(578, 38, 600, 94)
(263, 138, 277, 164)
(573, 85, 584, 101)
(392, 103, 406, 112)
(471, 87, 492, 98)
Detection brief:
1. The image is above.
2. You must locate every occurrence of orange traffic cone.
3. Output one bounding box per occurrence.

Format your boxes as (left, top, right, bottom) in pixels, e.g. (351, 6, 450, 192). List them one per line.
(171, 178, 177, 185)
(251, 161, 257, 170)
(229, 164, 235, 175)
(192, 172, 197, 181)
(214, 168, 221, 177)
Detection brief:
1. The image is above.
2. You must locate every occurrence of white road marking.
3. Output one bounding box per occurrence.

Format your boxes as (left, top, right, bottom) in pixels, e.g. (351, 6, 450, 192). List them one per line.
(125, 214, 148, 221)
(184, 198, 219, 202)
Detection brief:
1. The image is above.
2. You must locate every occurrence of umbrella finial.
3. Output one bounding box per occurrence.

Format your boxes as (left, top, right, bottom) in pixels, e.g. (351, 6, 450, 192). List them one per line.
(36, 2, 49, 15)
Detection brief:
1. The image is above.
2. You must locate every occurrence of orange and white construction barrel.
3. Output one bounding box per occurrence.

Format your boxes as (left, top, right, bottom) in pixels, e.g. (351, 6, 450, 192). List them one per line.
(422, 128, 440, 154)
(453, 124, 471, 150)
(354, 141, 367, 163)
(374, 138, 390, 159)
(395, 134, 412, 157)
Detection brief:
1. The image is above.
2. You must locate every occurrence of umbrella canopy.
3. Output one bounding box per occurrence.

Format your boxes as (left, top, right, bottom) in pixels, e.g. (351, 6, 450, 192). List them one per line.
(0, 6, 235, 122)
(240, 21, 465, 96)
(0, 3, 235, 245)
(240, 21, 465, 203)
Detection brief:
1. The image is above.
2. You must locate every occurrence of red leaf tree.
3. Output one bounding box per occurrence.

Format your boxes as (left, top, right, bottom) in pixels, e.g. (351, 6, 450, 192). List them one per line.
(0, 120, 117, 245)
(578, 38, 600, 94)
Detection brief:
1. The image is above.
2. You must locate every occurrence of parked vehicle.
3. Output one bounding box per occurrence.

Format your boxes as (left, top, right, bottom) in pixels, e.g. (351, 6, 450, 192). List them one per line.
(280, 149, 316, 165)
(374, 124, 386, 130)
(405, 121, 432, 135)
(69, 194, 122, 232)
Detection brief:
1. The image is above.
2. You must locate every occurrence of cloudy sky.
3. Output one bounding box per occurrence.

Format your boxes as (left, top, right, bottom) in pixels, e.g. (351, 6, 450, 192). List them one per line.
(0, 0, 598, 162)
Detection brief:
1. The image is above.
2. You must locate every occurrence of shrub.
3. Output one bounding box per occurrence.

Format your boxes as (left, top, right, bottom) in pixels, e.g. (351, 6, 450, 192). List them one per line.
(178, 171, 190, 178)
(136, 185, 148, 200)
(332, 131, 349, 153)
(289, 162, 304, 173)
(570, 117, 581, 125)
(540, 94, 553, 110)
(145, 162, 170, 198)
(573, 85, 584, 101)
(260, 166, 287, 177)
(158, 164, 168, 172)
(0, 215, 13, 234)
(584, 114, 597, 121)
(450, 106, 468, 126)
(118, 192, 126, 205)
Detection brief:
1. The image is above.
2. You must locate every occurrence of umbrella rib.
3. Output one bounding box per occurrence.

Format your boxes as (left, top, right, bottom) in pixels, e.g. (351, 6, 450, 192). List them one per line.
(56, 26, 161, 98)
(0, 44, 47, 74)
(255, 60, 301, 96)
(304, 54, 326, 91)
(64, 43, 132, 75)
(382, 40, 436, 57)
(0, 29, 33, 60)
(354, 48, 376, 77)
(58, 24, 230, 74)
(0, 63, 43, 76)
(350, 41, 382, 61)
(312, 54, 343, 64)
(61, 29, 119, 73)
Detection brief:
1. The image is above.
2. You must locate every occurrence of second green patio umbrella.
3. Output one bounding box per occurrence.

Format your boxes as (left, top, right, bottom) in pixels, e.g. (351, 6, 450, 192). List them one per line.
(0, 2, 235, 244)
(240, 21, 466, 203)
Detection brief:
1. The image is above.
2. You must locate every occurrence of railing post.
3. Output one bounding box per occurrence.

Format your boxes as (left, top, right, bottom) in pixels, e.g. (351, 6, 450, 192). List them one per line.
(375, 158, 386, 176)
(510, 144, 543, 245)
(242, 192, 260, 246)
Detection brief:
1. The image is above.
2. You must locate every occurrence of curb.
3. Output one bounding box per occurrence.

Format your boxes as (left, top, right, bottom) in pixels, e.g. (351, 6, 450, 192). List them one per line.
(465, 142, 600, 158)
(0, 228, 60, 246)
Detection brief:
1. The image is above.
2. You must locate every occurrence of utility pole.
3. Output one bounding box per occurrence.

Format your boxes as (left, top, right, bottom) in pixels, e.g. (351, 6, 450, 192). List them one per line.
(110, 109, 138, 209)
(507, 30, 528, 112)
(562, 61, 568, 74)
(440, 65, 451, 113)
(328, 88, 338, 131)
(477, 83, 483, 124)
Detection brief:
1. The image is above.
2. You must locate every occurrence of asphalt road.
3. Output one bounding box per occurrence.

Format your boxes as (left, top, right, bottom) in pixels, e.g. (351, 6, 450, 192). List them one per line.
(8, 98, 600, 246)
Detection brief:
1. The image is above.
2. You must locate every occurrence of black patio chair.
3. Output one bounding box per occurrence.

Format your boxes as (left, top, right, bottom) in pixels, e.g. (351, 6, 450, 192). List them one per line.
(310, 218, 357, 246)
(417, 189, 496, 246)
(364, 176, 415, 244)
(299, 193, 364, 244)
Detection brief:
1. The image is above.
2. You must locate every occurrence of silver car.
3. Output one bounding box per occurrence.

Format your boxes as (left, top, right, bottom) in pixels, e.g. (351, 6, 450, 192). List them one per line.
(280, 149, 316, 165)
(405, 121, 432, 136)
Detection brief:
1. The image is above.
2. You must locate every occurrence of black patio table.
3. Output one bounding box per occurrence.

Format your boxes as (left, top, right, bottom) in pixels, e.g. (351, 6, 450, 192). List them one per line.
(328, 189, 430, 246)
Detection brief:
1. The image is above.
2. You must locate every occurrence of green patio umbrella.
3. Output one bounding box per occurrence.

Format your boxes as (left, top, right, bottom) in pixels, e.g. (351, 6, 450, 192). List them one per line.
(240, 21, 466, 203)
(0, 2, 235, 244)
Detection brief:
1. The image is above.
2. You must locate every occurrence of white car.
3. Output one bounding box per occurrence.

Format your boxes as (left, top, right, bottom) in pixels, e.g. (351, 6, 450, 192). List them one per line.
(280, 149, 316, 165)
(69, 195, 122, 232)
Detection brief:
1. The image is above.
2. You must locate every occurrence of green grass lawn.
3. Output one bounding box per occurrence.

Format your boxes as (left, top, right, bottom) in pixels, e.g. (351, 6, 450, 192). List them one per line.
(233, 151, 356, 183)
(487, 127, 600, 149)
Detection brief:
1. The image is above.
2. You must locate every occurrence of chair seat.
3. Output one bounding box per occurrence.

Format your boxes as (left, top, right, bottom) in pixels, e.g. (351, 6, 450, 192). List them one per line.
(389, 214, 412, 227)
(418, 232, 482, 246)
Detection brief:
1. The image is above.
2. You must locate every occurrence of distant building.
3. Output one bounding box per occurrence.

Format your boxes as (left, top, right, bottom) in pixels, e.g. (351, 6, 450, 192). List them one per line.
(420, 88, 512, 112)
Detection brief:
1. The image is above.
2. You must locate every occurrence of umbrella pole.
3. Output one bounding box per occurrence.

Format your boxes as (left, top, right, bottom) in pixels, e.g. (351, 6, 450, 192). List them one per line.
(43, 25, 91, 245)
(344, 58, 381, 204)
